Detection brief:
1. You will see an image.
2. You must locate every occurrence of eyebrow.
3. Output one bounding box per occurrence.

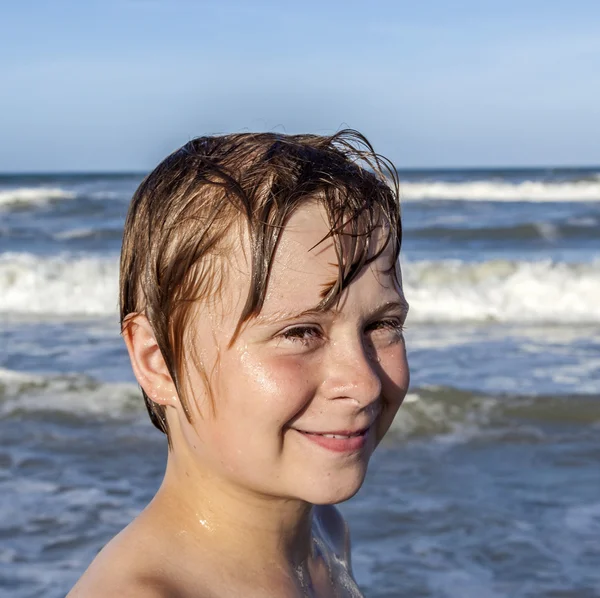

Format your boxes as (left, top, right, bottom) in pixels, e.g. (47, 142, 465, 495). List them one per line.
(253, 306, 331, 326)
(372, 299, 410, 318)
(253, 298, 409, 327)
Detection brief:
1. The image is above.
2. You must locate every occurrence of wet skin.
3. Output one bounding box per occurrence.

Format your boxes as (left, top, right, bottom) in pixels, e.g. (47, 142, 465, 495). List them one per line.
(68, 202, 409, 597)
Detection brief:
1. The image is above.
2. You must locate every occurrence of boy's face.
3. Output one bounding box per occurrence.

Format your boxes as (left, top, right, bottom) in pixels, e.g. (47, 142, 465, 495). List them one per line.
(176, 202, 409, 504)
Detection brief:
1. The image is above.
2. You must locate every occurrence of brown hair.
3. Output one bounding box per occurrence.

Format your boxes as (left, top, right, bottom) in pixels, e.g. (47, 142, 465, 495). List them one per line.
(120, 130, 402, 436)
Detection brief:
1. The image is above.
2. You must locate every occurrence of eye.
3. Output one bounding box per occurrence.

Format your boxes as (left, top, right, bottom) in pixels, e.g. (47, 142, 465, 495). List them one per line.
(366, 318, 405, 342)
(279, 325, 324, 347)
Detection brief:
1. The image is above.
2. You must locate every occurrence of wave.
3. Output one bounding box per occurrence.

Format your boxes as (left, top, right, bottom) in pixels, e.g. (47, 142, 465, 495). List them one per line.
(51, 227, 123, 242)
(0, 369, 141, 420)
(2, 370, 597, 445)
(0, 253, 118, 316)
(399, 180, 600, 202)
(404, 258, 600, 323)
(2, 180, 599, 210)
(0, 187, 76, 208)
(408, 220, 600, 243)
(1, 253, 599, 323)
(388, 386, 600, 442)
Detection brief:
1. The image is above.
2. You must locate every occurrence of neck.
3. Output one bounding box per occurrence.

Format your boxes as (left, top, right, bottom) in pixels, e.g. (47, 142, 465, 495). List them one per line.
(151, 447, 315, 571)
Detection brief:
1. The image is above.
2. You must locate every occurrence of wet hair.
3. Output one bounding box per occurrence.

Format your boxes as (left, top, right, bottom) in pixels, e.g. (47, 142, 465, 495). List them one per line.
(120, 130, 402, 437)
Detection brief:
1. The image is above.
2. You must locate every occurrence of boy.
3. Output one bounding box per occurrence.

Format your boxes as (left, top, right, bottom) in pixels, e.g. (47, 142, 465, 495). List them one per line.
(69, 130, 409, 597)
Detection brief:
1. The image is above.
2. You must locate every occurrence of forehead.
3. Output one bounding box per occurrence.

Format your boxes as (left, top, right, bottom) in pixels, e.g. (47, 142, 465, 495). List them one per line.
(192, 201, 403, 347)
(261, 202, 401, 314)
(268, 204, 336, 289)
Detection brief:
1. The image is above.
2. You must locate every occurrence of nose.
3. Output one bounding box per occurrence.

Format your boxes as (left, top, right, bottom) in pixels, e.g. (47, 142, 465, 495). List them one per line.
(320, 336, 382, 408)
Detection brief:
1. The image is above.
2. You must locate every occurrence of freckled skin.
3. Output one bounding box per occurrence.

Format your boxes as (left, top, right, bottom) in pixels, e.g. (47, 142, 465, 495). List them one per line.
(176, 203, 409, 505)
(68, 203, 409, 598)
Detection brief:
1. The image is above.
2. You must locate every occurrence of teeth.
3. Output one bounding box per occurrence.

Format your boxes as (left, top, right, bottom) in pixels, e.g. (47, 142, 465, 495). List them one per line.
(298, 429, 365, 439)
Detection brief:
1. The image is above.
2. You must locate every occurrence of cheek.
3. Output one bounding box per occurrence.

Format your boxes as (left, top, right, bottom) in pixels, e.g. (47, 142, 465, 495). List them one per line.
(372, 343, 409, 445)
(379, 341, 410, 407)
(229, 352, 317, 425)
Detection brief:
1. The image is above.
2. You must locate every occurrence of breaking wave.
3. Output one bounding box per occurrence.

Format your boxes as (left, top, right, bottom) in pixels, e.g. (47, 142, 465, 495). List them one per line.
(400, 180, 600, 202)
(0, 187, 76, 208)
(0, 368, 141, 420)
(2, 369, 597, 444)
(0, 253, 118, 316)
(2, 178, 600, 210)
(1, 253, 599, 323)
(388, 386, 600, 442)
(404, 258, 600, 323)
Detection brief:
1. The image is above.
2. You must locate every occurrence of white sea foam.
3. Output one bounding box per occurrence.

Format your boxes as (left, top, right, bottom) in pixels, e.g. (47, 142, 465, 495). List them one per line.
(0, 187, 75, 208)
(1, 180, 598, 208)
(1, 252, 599, 323)
(52, 227, 97, 241)
(386, 389, 550, 444)
(404, 258, 600, 323)
(0, 253, 118, 316)
(399, 180, 600, 202)
(0, 368, 141, 418)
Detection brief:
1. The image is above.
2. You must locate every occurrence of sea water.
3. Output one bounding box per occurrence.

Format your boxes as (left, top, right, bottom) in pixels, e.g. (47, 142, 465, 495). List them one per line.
(0, 168, 599, 597)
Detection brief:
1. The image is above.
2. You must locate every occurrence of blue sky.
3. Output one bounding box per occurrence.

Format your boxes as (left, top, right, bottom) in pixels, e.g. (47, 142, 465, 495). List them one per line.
(2, 0, 599, 171)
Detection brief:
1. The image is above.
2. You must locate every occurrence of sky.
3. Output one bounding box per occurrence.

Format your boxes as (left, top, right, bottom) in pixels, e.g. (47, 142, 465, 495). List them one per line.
(1, 0, 599, 171)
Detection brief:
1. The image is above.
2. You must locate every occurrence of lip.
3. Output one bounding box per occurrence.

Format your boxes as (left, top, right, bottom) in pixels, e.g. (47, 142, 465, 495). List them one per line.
(293, 426, 372, 453)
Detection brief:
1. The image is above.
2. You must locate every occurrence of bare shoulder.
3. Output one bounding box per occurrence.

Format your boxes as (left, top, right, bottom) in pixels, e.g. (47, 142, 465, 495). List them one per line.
(67, 524, 182, 598)
(314, 504, 352, 569)
(68, 573, 167, 598)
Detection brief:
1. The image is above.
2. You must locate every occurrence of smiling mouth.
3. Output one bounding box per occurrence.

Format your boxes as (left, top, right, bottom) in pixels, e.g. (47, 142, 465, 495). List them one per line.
(293, 426, 372, 452)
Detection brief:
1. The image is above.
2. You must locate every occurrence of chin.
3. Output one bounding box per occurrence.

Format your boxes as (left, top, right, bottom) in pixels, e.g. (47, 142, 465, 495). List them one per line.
(297, 468, 368, 505)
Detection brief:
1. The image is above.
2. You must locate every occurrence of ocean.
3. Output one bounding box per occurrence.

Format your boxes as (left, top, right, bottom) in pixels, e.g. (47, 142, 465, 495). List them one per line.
(1, 168, 599, 597)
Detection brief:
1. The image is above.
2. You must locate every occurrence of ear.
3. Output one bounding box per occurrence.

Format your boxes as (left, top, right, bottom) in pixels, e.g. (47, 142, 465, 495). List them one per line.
(122, 314, 178, 407)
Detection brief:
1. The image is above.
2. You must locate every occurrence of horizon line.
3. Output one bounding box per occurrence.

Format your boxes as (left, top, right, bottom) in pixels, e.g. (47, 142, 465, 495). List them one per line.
(1, 164, 599, 176)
